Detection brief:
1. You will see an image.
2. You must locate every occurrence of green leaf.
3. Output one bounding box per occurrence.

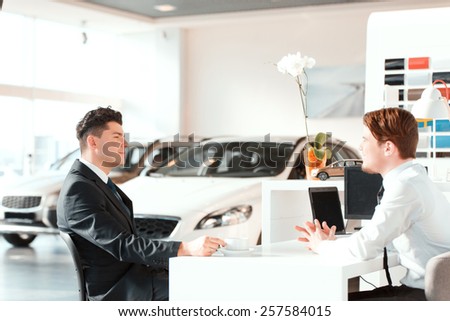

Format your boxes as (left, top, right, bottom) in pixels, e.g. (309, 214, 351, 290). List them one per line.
(325, 148, 332, 159)
(314, 132, 327, 146)
(313, 148, 325, 160)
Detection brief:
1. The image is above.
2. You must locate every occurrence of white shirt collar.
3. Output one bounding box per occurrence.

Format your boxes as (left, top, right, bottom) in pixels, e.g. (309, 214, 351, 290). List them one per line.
(382, 160, 416, 188)
(79, 158, 109, 184)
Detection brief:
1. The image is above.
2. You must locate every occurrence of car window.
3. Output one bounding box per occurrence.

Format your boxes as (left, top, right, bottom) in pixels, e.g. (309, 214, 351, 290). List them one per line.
(49, 149, 80, 171)
(327, 140, 360, 163)
(110, 144, 147, 173)
(287, 139, 360, 179)
(147, 146, 176, 167)
(129, 146, 144, 166)
(151, 141, 295, 178)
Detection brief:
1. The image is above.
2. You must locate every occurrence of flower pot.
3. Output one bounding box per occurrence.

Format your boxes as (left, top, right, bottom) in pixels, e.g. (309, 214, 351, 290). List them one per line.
(303, 148, 327, 180)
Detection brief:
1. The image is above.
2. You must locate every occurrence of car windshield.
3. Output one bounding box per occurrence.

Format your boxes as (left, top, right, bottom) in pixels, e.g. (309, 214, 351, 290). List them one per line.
(49, 149, 80, 172)
(111, 144, 147, 173)
(150, 141, 295, 178)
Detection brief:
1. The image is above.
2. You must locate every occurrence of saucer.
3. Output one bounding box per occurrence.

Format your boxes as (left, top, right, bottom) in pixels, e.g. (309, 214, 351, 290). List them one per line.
(218, 248, 254, 257)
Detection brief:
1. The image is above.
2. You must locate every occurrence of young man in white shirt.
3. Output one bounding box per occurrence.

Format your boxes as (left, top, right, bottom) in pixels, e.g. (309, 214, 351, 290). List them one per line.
(295, 107, 450, 300)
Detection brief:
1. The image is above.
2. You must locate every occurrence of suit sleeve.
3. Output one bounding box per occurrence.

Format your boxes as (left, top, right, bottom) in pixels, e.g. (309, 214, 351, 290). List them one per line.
(60, 179, 181, 265)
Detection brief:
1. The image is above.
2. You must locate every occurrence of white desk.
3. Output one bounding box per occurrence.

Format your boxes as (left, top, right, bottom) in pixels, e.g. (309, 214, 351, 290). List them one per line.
(169, 240, 399, 301)
(170, 179, 448, 300)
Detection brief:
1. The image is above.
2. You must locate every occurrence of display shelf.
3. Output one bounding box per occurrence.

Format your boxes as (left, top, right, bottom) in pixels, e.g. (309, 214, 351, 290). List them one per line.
(417, 118, 450, 179)
(417, 118, 450, 152)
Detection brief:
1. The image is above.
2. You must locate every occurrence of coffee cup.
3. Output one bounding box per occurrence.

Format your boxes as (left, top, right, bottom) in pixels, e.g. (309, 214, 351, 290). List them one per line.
(224, 237, 249, 251)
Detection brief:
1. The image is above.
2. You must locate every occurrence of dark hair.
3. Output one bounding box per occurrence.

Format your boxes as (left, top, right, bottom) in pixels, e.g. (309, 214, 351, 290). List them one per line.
(363, 108, 418, 159)
(76, 106, 122, 150)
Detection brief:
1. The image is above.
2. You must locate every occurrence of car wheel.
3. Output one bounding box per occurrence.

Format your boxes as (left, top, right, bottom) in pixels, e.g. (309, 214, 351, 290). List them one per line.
(3, 233, 37, 247)
(318, 172, 328, 181)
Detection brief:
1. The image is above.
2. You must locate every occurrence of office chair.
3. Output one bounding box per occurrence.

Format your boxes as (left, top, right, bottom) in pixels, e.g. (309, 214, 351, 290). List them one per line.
(424, 251, 450, 300)
(59, 231, 87, 301)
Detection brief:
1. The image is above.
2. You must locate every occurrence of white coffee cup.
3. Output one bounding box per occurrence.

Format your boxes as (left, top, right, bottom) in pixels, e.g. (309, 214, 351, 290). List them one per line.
(224, 237, 249, 251)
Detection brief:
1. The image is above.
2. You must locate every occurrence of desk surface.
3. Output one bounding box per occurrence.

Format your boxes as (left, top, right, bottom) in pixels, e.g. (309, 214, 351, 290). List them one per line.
(169, 240, 399, 301)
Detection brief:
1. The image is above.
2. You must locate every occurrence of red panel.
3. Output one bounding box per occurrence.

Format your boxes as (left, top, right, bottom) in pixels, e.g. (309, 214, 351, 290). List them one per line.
(408, 57, 429, 69)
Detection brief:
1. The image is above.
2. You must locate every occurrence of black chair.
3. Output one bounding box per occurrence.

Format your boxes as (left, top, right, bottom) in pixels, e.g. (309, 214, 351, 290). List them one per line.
(59, 231, 87, 301)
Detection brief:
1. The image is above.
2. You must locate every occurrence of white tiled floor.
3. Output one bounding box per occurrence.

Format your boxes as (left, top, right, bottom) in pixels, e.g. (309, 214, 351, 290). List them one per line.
(0, 234, 78, 301)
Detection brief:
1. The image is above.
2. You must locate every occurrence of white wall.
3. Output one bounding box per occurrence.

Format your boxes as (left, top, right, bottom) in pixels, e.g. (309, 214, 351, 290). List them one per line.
(181, 7, 367, 148)
(176, 2, 450, 149)
(120, 28, 185, 143)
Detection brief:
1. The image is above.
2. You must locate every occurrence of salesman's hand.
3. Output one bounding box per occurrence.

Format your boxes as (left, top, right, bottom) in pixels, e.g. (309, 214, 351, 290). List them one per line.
(295, 220, 335, 242)
(294, 219, 336, 252)
(177, 236, 226, 256)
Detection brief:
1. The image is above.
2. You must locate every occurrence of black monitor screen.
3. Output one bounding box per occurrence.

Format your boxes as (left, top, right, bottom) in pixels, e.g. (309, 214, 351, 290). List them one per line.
(344, 166, 383, 220)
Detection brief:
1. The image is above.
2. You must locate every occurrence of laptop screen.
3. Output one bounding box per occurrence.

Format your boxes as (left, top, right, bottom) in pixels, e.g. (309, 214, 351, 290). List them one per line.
(308, 186, 345, 233)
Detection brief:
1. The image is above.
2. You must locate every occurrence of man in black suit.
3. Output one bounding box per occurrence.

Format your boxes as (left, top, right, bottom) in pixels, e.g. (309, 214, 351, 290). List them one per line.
(57, 107, 225, 300)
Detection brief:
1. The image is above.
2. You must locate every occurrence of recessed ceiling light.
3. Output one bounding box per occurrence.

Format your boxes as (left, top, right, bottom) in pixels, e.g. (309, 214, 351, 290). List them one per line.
(154, 4, 177, 12)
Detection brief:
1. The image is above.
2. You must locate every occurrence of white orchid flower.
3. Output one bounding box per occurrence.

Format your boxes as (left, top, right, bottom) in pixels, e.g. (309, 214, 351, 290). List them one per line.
(276, 51, 316, 145)
(276, 52, 315, 78)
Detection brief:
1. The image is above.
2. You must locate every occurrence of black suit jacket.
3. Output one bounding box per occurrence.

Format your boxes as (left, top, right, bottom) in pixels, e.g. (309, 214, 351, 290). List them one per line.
(57, 160, 181, 300)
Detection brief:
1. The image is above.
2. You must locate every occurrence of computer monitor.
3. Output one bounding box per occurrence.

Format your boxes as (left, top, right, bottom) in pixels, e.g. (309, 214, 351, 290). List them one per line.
(344, 166, 383, 220)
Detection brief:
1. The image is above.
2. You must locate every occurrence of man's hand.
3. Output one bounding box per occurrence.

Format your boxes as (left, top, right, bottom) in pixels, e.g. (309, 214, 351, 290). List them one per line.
(177, 236, 226, 256)
(294, 219, 337, 252)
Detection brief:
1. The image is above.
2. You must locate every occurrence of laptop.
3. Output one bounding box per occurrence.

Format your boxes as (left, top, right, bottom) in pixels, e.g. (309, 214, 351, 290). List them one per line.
(308, 186, 346, 235)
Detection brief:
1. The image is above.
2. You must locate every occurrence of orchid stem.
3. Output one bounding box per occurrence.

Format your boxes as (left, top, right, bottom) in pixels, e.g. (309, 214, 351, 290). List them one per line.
(297, 75, 309, 144)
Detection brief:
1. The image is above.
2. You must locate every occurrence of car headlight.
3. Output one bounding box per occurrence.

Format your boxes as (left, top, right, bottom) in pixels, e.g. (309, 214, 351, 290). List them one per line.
(195, 205, 252, 230)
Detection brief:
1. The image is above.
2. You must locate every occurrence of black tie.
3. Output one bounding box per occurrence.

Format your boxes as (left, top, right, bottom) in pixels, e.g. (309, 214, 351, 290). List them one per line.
(106, 178, 130, 215)
(377, 185, 384, 204)
(107, 178, 120, 198)
(378, 185, 393, 287)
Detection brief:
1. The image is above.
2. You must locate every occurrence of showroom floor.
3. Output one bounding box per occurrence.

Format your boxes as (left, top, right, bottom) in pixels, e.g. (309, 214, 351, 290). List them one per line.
(0, 234, 78, 301)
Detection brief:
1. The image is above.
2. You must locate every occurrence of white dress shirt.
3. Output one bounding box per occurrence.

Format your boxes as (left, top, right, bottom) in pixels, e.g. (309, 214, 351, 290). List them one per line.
(79, 158, 109, 184)
(316, 161, 450, 289)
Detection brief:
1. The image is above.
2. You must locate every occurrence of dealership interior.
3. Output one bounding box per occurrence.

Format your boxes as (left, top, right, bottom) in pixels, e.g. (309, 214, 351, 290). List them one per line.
(1, 0, 450, 302)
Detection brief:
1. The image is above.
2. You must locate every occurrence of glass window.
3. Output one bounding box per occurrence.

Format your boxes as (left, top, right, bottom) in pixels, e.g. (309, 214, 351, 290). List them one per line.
(152, 141, 295, 178)
(0, 13, 32, 86)
(33, 19, 119, 95)
(0, 96, 30, 175)
(0, 12, 157, 175)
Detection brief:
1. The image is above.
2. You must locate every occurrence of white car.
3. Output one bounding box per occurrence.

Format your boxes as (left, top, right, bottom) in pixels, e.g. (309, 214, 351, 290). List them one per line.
(0, 135, 202, 247)
(0, 149, 80, 246)
(120, 135, 360, 245)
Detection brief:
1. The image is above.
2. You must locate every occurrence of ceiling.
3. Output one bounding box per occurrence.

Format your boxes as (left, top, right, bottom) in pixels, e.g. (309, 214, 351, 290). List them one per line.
(0, 0, 383, 34)
(2, 0, 450, 34)
(81, 0, 377, 19)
